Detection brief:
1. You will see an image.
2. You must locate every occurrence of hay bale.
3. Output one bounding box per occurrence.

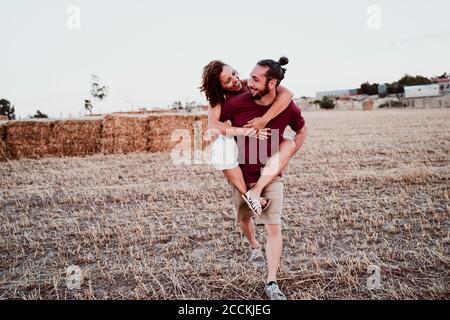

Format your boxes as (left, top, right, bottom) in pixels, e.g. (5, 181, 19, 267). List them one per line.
(147, 114, 209, 152)
(6, 120, 54, 159)
(0, 115, 8, 121)
(101, 115, 149, 154)
(363, 99, 374, 111)
(50, 119, 102, 156)
(0, 122, 9, 161)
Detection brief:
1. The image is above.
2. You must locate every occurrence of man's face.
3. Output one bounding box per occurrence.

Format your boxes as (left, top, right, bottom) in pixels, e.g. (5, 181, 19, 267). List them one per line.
(219, 65, 242, 92)
(248, 65, 274, 100)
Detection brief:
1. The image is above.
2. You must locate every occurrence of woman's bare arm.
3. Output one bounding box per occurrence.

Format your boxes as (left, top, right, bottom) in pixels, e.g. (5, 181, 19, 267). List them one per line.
(207, 104, 257, 137)
(244, 85, 294, 129)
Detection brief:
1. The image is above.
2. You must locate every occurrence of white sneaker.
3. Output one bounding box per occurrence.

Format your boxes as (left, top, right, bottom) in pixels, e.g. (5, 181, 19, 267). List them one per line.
(249, 247, 265, 267)
(265, 283, 287, 300)
(242, 191, 262, 218)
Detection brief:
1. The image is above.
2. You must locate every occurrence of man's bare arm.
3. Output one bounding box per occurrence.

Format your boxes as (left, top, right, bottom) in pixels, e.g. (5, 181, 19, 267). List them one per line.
(293, 126, 308, 153)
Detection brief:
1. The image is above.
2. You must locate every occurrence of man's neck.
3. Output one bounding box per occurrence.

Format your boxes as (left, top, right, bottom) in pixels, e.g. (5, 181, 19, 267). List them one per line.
(254, 91, 277, 107)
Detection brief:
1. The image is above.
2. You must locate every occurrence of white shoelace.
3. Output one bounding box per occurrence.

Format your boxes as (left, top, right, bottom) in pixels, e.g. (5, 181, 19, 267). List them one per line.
(248, 197, 262, 212)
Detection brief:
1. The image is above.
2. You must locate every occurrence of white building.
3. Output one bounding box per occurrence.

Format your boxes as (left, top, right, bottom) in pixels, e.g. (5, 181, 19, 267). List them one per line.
(315, 89, 357, 99)
(435, 78, 450, 93)
(404, 84, 441, 98)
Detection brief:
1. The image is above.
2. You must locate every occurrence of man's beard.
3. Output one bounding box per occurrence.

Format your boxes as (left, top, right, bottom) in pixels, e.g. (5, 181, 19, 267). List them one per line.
(250, 82, 270, 100)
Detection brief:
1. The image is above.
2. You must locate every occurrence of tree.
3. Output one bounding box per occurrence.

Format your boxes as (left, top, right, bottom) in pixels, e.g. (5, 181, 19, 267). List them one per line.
(387, 81, 404, 95)
(31, 110, 48, 119)
(397, 74, 432, 87)
(184, 101, 199, 113)
(90, 75, 109, 100)
(84, 100, 93, 115)
(85, 75, 109, 115)
(0, 98, 16, 120)
(319, 96, 335, 109)
(358, 82, 379, 95)
(170, 101, 183, 110)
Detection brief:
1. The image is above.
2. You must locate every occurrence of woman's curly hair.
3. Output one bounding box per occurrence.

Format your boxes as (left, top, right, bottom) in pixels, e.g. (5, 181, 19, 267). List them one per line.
(199, 60, 228, 107)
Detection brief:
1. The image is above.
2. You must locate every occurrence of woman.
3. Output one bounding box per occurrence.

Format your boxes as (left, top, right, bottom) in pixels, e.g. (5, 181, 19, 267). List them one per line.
(200, 57, 298, 217)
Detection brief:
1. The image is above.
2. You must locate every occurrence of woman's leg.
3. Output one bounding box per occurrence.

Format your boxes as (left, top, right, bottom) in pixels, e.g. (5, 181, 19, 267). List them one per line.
(223, 167, 269, 207)
(223, 167, 248, 195)
(248, 139, 296, 198)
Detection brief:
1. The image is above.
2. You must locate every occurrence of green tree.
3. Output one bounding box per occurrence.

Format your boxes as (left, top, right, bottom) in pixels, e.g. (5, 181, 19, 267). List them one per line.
(0, 98, 16, 120)
(387, 74, 432, 94)
(84, 100, 93, 114)
(358, 82, 379, 95)
(170, 101, 183, 110)
(319, 96, 335, 109)
(85, 75, 109, 115)
(31, 110, 48, 118)
(397, 74, 432, 87)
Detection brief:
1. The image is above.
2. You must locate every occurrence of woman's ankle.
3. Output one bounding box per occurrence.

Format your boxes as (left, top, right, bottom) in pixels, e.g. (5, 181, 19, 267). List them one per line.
(251, 242, 260, 249)
(249, 187, 262, 197)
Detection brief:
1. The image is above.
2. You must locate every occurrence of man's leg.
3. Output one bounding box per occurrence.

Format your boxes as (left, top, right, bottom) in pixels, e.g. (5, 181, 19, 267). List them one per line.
(247, 139, 296, 199)
(265, 224, 282, 283)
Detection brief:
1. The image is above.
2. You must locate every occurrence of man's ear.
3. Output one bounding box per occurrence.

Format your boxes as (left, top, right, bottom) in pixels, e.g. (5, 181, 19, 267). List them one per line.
(268, 79, 277, 90)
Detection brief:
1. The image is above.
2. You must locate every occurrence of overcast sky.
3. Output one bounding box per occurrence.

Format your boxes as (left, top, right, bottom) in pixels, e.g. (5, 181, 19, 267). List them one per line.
(1, 0, 449, 118)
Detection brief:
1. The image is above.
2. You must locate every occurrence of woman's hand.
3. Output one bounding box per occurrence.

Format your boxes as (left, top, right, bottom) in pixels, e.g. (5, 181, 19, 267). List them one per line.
(243, 117, 269, 130)
(241, 127, 271, 140)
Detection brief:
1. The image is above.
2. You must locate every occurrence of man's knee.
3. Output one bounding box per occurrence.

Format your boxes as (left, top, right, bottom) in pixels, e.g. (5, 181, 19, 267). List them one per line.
(265, 224, 281, 238)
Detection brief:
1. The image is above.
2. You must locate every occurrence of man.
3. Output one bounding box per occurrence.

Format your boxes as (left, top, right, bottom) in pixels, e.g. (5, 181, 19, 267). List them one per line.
(219, 57, 308, 300)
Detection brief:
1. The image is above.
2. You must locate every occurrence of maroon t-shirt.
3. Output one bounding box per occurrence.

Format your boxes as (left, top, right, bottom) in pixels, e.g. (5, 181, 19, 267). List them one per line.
(220, 92, 305, 184)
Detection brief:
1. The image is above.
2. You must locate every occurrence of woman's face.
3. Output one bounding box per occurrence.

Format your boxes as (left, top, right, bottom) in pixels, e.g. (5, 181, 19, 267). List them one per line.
(219, 65, 242, 92)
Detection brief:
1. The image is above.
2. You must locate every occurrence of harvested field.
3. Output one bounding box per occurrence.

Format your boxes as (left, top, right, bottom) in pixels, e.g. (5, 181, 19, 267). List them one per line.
(0, 108, 449, 300)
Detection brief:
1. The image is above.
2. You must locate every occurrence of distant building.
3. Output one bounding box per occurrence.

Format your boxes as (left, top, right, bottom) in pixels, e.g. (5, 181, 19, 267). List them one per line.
(315, 89, 358, 99)
(435, 78, 450, 93)
(404, 84, 441, 98)
(378, 84, 388, 96)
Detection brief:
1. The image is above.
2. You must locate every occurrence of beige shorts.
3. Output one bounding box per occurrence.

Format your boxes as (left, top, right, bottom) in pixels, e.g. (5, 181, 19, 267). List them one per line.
(231, 176, 284, 225)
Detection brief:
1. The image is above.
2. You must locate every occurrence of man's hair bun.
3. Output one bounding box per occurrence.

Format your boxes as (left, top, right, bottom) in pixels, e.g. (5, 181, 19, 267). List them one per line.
(278, 57, 289, 66)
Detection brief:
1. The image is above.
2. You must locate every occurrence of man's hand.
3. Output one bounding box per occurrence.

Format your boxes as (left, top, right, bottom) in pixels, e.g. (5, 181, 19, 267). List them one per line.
(243, 117, 269, 130)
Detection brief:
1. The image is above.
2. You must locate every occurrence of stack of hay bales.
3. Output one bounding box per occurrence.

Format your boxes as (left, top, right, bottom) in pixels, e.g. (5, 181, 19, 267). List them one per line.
(4, 118, 102, 160)
(101, 114, 149, 154)
(0, 113, 211, 161)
